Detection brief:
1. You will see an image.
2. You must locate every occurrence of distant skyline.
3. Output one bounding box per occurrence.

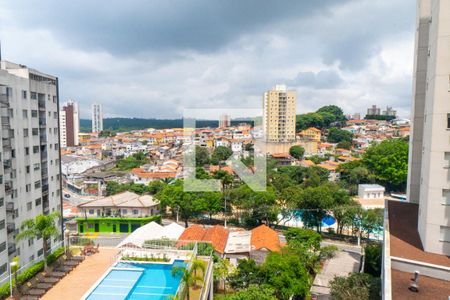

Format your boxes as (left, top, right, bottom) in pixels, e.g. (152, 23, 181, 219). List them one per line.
(0, 0, 414, 119)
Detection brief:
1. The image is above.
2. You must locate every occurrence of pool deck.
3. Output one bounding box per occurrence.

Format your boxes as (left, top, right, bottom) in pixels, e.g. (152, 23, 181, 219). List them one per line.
(41, 248, 119, 300)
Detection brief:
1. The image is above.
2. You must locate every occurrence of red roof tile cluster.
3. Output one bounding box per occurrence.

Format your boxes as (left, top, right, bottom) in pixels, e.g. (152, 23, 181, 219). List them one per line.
(178, 225, 229, 253)
(250, 224, 282, 252)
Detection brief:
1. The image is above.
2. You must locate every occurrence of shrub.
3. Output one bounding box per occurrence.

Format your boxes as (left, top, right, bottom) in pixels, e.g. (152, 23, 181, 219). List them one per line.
(319, 245, 338, 261)
(0, 260, 46, 299)
(46, 247, 65, 265)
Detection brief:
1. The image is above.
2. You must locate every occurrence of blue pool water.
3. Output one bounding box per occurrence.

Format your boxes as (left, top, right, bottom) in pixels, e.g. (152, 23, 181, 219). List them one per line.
(86, 260, 186, 300)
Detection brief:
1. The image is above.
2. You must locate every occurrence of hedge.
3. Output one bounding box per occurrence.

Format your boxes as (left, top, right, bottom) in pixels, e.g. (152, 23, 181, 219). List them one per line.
(0, 247, 65, 299)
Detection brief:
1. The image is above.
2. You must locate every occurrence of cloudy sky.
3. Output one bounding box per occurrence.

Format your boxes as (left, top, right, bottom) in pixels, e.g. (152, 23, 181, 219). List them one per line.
(0, 0, 415, 119)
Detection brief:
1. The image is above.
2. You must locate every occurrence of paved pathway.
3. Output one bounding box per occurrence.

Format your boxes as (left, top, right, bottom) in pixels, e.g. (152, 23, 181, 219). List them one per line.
(41, 248, 118, 300)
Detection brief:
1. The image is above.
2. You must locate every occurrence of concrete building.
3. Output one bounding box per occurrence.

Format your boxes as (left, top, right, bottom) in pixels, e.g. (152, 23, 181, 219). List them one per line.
(0, 60, 62, 277)
(263, 84, 296, 143)
(367, 105, 381, 116)
(91, 103, 103, 133)
(407, 0, 450, 256)
(219, 114, 231, 128)
(382, 106, 397, 117)
(60, 100, 79, 147)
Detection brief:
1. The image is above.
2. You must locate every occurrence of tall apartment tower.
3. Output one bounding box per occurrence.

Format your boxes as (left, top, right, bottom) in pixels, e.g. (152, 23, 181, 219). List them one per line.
(0, 60, 62, 276)
(407, 0, 450, 255)
(219, 114, 231, 128)
(263, 84, 296, 143)
(60, 100, 79, 147)
(91, 103, 103, 133)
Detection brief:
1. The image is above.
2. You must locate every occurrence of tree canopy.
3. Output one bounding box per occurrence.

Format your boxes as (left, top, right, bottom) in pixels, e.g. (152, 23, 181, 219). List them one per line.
(289, 145, 305, 160)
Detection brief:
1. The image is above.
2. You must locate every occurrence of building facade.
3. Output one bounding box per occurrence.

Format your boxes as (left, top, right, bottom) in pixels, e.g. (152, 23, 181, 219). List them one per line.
(263, 84, 296, 143)
(60, 100, 79, 147)
(0, 60, 62, 277)
(91, 103, 103, 133)
(366, 105, 381, 116)
(219, 114, 231, 128)
(407, 0, 450, 255)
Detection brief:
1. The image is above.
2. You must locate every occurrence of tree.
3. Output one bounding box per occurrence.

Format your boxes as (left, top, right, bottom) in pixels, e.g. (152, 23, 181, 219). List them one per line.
(195, 146, 210, 167)
(283, 228, 322, 252)
(171, 265, 203, 300)
(330, 272, 381, 300)
(289, 145, 305, 160)
(361, 209, 383, 239)
(228, 259, 261, 290)
(214, 257, 234, 294)
(116, 151, 150, 170)
(364, 243, 382, 277)
(16, 212, 61, 268)
(213, 170, 234, 227)
(317, 105, 346, 122)
(191, 259, 207, 288)
(328, 127, 353, 143)
(147, 180, 166, 195)
(337, 140, 352, 150)
(211, 146, 233, 165)
(362, 139, 408, 191)
(260, 251, 310, 300)
(224, 285, 277, 300)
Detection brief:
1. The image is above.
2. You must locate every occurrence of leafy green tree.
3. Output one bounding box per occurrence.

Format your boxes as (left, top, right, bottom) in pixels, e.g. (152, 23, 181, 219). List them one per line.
(289, 145, 305, 160)
(333, 203, 363, 235)
(191, 259, 207, 288)
(147, 180, 167, 195)
(260, 251, 310, 300)
(361, 209, 383, 239)
(283, 228, 322, 252)
(364, 243, 382, 277)
(171, 265, 203, 300)
(317, 105, 346, 122)
(362, 139, 408, 191)
(328, 127, 353, 143)
(211, 146, 233, 165)
(224, 285, 277, 300)
(244, 143, 254, 152)
(16, 212, 61, 268)
(214, 257, 234, 294)
(330, 272, 381, 300)
(195, 146, 210, 167)
(228, 259, 262, 290)
(337, 140, 352, 150)
(116, 151, 150, 170)
(296, 112, 325, 130)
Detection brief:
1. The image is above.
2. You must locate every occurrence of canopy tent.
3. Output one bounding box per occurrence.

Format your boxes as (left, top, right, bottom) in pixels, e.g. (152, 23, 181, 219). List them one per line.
(117, 221, 184, 248)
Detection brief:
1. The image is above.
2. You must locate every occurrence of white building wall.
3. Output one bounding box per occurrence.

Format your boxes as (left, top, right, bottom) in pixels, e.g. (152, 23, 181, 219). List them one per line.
(0, 60, 62, 280)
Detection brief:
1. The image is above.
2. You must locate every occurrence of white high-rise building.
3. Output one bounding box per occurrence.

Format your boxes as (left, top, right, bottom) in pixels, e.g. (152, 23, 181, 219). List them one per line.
(0, 60, 62, 278)
(59, 100, 79, 147)
(407, 0, 450, 255)
(91, 103, 103, 133)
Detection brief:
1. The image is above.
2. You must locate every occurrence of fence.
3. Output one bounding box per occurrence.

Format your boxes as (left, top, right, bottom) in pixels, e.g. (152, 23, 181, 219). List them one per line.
(0, 241, 64, 289)
(69, 235, 125, 247)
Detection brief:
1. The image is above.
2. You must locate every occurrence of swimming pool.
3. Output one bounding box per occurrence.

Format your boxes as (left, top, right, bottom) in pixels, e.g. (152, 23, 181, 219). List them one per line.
(84, 260, 186, 300)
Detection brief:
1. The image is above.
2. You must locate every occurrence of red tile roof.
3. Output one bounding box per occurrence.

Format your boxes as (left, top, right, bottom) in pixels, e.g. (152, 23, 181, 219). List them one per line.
(250, 224, 282, 252)
(178, 225, 229, 254)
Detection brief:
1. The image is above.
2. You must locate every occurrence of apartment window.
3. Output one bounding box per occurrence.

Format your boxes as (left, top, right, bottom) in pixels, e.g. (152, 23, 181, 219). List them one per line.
(23, 129, 29, 137)
(56, 189, 61, 196)
(440, 226, 450, 243)
(27, 202, 32, 211)
(54, 112, 58, 119)
(25, 147, 29, 155)
(0, 264, 6, 276)
(23, 110, 28, 118)
(133, 209, 139, 215)
(0, 176, 2, 184)
(32, 128, 38, 136)
(26, 184, 31, 192)
(34, 181, 41, 189)
(30, 92, 37, 100)
(33, 163, 40, 171)
(0, 220, 4, 230)
(56, 174, 60, 180)
(0, 198, 3, 207)
(55, 143, 59, 150)
(448, 114, 450, 129)
(26, 165, 30, 173)
(53, 128, 57, 134)
(35, 198, 41, 206)
(11, 149, 15, 158)
(53, 96, 56, 103)
(33, 146, 39, 153)
(31, 110, 37, 117)
(0, 242, 6, 253)
(37, 249, 43, 257)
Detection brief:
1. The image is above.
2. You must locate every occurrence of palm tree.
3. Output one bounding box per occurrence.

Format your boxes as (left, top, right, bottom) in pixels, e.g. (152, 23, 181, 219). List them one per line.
(190, 259, 206, 288)
(16, 212, 61, 269)
(171, 265, 204, 300)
